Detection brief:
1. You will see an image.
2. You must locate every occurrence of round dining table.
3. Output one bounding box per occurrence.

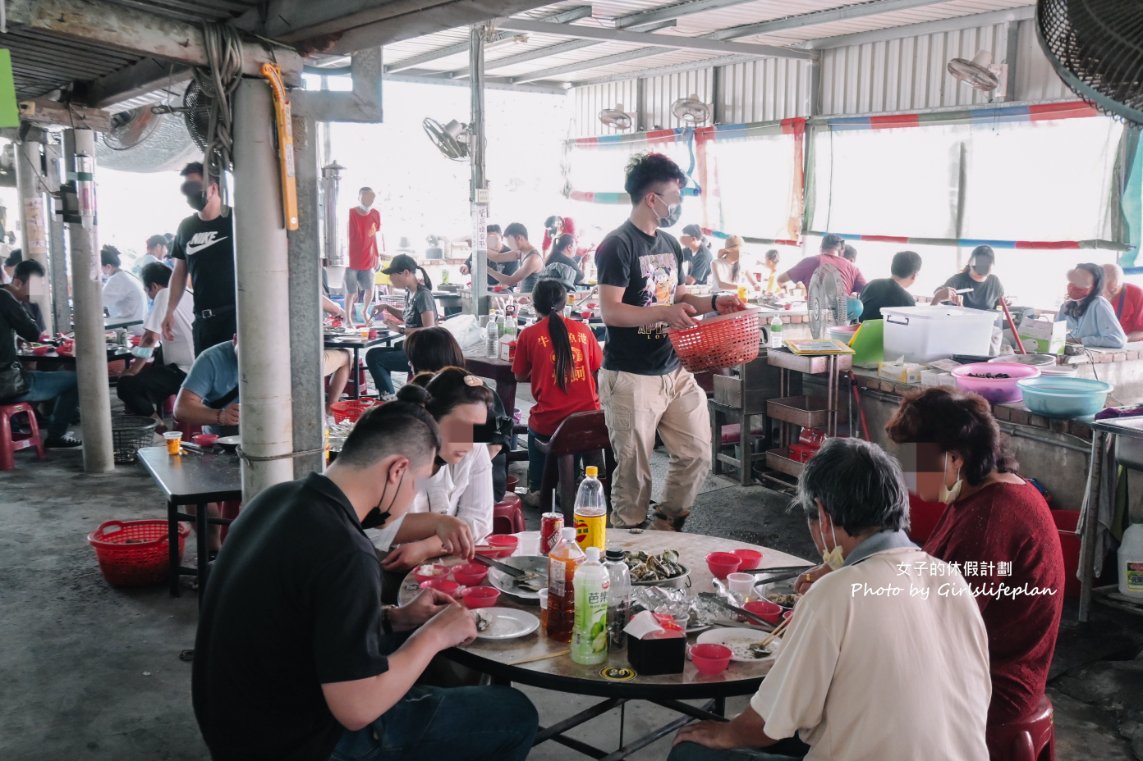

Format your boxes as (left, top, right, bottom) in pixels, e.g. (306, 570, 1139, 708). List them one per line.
(398, 528, 812, 761)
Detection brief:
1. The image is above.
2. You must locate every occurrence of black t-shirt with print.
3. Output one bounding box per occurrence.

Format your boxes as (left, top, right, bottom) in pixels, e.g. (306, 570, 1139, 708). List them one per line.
(171, 208, 237, 314)
(192, 473, 389, 761)
(595, 220, 685, 375)
(404, 284, 438, 328)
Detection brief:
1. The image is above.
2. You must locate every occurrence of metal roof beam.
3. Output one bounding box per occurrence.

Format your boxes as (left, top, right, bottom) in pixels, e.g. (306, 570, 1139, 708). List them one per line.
(803, 5, 1036, 49)
(708, 0, 952, 40)
(613, 0, 768, 29)
(87, 59, 191, 111)
(385, 5, 594, 73)
(511, 48, 670, 84)
(571, 54, 759, 88)
(493, 19, 815, 60)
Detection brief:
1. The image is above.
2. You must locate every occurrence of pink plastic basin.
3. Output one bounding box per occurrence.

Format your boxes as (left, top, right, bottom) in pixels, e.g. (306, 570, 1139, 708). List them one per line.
(952, 362, 1041, 403)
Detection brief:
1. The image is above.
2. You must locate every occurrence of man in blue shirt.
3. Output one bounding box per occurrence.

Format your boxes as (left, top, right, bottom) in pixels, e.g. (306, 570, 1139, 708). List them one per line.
(174, 336, 241, 435)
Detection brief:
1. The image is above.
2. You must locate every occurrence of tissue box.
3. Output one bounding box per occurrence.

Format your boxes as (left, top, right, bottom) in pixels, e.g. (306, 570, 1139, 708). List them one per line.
(878, 361, 923, 385)
(921, 370, 955, 388)
(627, 633, 686, 676)
(1015, 319, 1066, 355)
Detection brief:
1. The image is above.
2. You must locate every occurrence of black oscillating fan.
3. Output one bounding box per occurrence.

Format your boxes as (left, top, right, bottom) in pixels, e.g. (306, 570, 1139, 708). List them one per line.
(1036, 0, 1143, 126)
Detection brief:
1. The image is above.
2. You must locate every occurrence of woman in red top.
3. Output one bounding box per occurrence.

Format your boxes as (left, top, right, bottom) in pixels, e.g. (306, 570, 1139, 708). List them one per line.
(513, 279, 602, 508)
(886, 387, 1065, 750)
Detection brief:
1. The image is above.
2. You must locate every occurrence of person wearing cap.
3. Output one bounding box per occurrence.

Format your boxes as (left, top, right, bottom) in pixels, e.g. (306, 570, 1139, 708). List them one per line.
(365, 254, 438, 397)
(935, 245, 1005, 311)
(1102, 263, 1143, 341)
(778, 234, 867, 321)
(679, 224, 713, 286)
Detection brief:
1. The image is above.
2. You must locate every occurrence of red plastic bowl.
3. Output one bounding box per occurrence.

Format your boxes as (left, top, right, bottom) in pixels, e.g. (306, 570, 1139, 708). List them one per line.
(690, 643, 732, 675)
(706, 552, 743, 580)
(782, 610, 794, 623)
(452, 562, 489, 586)
(462, 586, 500, 609)
(730, 549, 763, 570)
(31, 345, 52, 356)
(420, 578, 461, 597)
(480, 535, 519, 559)
(743, 599, 783, 625)
(413, 564, 449, 584)
(191, 433, 219, 447)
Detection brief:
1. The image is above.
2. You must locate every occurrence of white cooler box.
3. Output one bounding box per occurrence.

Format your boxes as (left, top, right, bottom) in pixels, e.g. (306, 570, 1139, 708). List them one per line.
(882, 306, 997, 363)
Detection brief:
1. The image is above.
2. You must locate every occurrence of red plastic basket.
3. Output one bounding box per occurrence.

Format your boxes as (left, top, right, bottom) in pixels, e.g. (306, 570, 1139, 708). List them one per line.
(329, 398, 382, 424)
(668, 308, 762, 373)
(87, 520, 190, 588)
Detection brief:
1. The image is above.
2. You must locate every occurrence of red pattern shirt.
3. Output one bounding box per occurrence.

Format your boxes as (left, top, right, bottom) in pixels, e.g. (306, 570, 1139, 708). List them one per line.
(513, 316, 601, 437)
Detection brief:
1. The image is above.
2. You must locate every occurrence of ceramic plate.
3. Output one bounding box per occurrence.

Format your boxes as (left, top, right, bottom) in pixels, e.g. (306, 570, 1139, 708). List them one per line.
(473, 607, 540, 640)
(216, 435, 241, 450)
(488, 556, 548, 601)
(696, 628, 784, 663)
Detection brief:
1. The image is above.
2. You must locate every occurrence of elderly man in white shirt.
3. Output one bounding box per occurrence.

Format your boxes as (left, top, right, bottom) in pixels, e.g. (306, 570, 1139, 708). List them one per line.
(671, 438, 991, 761)
(101, 245, 147, 336)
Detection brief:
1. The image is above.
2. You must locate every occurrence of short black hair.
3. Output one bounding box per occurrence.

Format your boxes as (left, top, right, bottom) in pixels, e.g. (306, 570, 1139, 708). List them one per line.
(890, 250, 923, 279)
(180, 162, 204, 178)
(486, 224, 502, 235)
(504, 223, 528, 240)
(798, 438, 910, 535)
(4, 248, 22, 268)
(842, 244, 858, 262)
(624, 152, 687, 205)
(337, 401, 441, 470)
(141, 262, 172, 290)
(765, 249, 780, 264)
(821, 234, 844, 252)
(100, 245, 122, 269)
(13, 259, 44, 282)
(146, 234, 168, 250)
(359, 186, 373, 194)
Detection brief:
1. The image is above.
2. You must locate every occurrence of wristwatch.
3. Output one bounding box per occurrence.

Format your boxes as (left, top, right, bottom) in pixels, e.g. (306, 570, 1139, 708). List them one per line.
(711, 294, 720, 312)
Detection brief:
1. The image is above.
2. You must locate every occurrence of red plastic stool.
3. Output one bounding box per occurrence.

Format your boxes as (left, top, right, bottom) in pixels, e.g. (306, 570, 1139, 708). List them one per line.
(493, 493, 525, 534)
(986, 694, 1055, 761)
(0, 402, 46, 471)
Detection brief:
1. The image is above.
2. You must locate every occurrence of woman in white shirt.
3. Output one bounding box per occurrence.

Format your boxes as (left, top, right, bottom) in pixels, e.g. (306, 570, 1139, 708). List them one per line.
(372, 366, 496, 572)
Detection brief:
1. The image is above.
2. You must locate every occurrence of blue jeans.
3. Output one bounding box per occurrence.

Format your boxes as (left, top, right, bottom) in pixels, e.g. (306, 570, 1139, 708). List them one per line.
(14, 370, 78, 439)
(329, 685, 537, 761)
(527, 428, 549, 493)
(668, 737, 810, 761)
(364, 346, 409, 396)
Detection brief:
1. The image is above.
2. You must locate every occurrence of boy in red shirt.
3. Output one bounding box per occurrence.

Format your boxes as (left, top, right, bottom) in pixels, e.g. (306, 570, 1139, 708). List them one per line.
(346, 187, 382, 327)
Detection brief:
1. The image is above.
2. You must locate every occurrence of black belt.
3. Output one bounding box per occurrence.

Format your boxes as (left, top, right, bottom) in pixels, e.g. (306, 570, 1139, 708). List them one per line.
(197, 305, 235, 320)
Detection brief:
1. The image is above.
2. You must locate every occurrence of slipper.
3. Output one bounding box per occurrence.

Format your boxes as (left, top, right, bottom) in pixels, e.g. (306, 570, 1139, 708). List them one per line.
(649, 511, 689, 532)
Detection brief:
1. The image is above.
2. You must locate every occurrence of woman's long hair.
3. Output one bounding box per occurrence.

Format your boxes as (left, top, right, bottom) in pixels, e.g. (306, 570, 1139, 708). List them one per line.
(549, 233, 576, 261)
(1063, 262, 1105, 319)
(531, 279, 573, 391)
(414, 264, 433, 291)
(396, 366, 492, 421)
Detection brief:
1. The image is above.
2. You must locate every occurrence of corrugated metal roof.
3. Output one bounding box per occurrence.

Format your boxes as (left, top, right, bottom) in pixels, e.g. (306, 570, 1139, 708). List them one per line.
(384, 0, 1034, 86)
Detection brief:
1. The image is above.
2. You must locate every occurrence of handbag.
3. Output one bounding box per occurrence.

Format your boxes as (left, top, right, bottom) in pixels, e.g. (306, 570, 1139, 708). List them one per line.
(0, 361, 28, 401)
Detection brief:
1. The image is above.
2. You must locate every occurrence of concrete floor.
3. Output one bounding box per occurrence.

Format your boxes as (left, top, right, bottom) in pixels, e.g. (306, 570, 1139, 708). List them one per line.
(2, 438, 1142, 760)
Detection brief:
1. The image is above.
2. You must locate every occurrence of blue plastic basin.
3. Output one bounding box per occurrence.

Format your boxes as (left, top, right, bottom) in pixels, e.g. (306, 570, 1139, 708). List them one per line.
(1016, 377, 1113, 419)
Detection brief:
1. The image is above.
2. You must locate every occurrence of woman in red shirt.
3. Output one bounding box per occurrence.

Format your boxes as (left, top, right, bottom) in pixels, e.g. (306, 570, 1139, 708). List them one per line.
(513, 279, 602, 508)
(886, 387, 1064, 752)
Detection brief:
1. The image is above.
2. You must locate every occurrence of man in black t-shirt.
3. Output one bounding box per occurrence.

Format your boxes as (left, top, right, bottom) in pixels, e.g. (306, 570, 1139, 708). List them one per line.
(193, 402, 537, 761)
(163, 162, 238, 355)
(594, 154, 744, 531)
(859, 250, 921, 322)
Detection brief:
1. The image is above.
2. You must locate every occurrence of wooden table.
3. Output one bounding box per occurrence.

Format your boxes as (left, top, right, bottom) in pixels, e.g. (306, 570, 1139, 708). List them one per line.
(400, 530, 810, 760)
(323, 332, 397, 399)
(465, 353, 518, 414)
(137, 445, 242, 598)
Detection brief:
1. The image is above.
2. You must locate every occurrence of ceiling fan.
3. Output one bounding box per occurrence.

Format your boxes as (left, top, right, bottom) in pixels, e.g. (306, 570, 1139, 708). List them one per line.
(423, 117, 471, 161)
(671, 94, 711, 125)
(947, 51, 1006, 97)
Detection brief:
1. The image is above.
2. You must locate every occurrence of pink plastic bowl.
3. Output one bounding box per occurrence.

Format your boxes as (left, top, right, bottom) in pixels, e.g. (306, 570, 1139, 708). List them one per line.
(420, 578, 461, 597)
(744, 599, 783, 625)
(191, 433, 219, 447)
(706, 552, 743, 580)
(690, 643, 733, 675)
(480, 535, 519, 559)
(452, 562, 489, 586)
(413, 564, 450, 584)
(731, 549, 763, 570)
(951, 362, 1041, 403)
(462, 586, 500, 609)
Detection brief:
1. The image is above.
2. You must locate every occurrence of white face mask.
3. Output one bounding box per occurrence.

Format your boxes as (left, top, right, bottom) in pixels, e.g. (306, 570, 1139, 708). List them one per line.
(814, 512, 845, 570)
(939, 453, 963, 505)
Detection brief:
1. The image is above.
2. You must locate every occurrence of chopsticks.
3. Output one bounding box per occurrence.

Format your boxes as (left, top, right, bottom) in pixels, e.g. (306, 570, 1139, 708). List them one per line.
(507, 649, 569, 666)
(758, 617, 791, 649)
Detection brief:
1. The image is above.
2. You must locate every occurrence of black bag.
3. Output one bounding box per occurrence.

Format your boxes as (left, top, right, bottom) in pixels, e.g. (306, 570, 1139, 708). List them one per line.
(0, 361, 29, 401)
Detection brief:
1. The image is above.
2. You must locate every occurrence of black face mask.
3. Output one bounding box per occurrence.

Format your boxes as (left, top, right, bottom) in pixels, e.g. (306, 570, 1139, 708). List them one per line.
(181, 181, 208, 212)
(361, 470, 405, 529)
(971, 258, 993, 276)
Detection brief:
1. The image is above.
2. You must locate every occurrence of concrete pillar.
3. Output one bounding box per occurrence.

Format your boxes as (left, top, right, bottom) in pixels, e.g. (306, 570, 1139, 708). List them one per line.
(44, 137, 70, 333)
(15, 130, 53, 333)
(64, 128, 113, 473)
(470, 24, 489, 315)
(288, 112, 324, 478)
(233, 77, 294, 497)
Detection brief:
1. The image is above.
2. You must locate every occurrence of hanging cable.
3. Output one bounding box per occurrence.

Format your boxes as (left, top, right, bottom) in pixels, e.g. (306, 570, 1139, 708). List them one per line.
(194, 22, 244, 202)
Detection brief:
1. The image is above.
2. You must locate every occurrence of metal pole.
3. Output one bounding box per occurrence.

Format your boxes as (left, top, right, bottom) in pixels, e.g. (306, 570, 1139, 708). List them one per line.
(233, 78, 294, 496)
(64, 128, 113, 473)
(15, 130, 53, 333)
(44, 136, 70, 333)
(289, 112, 324, 478)
(470, 24, 489, 316)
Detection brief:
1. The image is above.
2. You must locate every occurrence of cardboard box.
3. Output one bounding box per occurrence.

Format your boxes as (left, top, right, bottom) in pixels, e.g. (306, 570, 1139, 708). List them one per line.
(878, 360, 923, 385)
(921, 370, 955, 388)
(1014, 319, 1067, 355)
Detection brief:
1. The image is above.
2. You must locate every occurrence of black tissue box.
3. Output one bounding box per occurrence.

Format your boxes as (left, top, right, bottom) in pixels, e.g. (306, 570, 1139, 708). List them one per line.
(627, 634, 686, 676)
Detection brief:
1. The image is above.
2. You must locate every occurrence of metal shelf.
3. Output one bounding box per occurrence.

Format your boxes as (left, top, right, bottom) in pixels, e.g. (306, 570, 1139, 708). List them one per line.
(766, 349, 853, 375)
(767, 396, 830, 429)
(765, 448, 806, 478)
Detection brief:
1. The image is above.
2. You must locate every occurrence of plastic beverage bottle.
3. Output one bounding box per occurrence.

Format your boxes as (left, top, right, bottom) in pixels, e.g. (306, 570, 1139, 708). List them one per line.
(604, 548, 631, 650)
(769, 315, 784, 349)
(571, 547, 610, 665)
(486, 310, 499, 356)
(1118, 523, 1143, 601)
(546, 527, 585, 643)
(573, 466, 606, 552)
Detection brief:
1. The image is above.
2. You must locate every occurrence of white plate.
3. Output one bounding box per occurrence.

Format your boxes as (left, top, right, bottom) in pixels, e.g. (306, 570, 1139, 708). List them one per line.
(216, 435, 241, 450)
(473, 607, 540, 640)
(696, 627, 783, 663)
(488, 556, 547, 601)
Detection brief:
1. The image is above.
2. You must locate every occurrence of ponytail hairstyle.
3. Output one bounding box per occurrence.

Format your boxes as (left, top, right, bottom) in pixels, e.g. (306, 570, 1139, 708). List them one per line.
(415, 265, 433, 292)
(395, 366, 492, 421)
(550, 233, 576, 260)
(531, 279, 573, 391)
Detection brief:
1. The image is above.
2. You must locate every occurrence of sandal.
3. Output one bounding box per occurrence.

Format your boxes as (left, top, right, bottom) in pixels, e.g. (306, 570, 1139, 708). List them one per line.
(649, 511, 689, 532)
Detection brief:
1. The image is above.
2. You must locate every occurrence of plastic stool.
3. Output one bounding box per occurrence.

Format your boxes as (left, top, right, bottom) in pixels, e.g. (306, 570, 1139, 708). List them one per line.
(492, 493, 525, 534)
(986, 694, 1055, 761)
(0, 402, 46, 471)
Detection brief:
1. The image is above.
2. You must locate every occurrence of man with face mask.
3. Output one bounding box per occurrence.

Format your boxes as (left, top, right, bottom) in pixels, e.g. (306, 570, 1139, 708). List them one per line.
(193, 402, 538, 761)
(345, 186, 382, 327)
(594, 152, 744, 531)
(671, 439, 991, 761)
(163, 161, 238, 355)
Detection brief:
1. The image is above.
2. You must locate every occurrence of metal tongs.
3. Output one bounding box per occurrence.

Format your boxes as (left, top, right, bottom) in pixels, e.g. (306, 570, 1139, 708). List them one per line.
(697, 592, 774, 631)
(741, 565, 814, 585)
